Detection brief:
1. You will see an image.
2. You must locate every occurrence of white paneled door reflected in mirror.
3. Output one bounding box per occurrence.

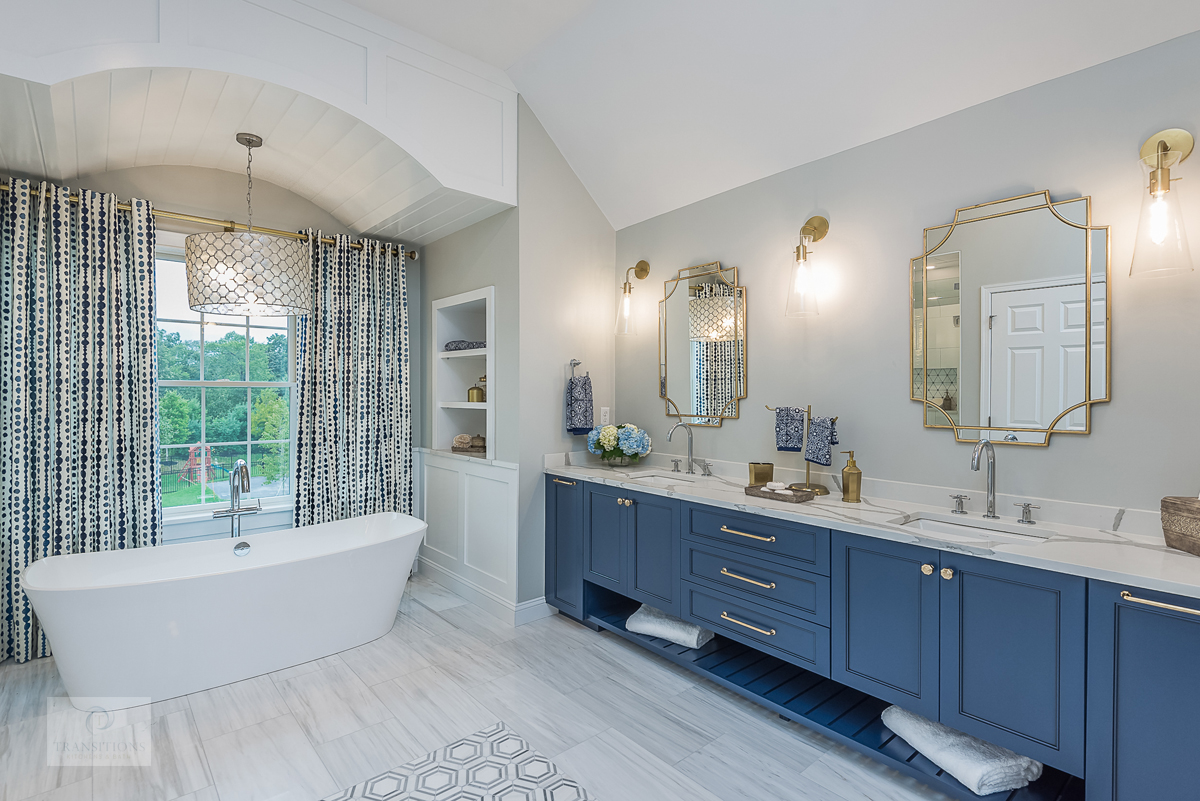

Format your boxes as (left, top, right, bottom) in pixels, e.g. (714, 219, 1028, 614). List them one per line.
(911, 192, 1111, 446)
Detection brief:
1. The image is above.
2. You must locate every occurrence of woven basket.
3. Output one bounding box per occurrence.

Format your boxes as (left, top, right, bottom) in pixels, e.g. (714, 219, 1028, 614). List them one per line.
(1161, 496, 1200, 557)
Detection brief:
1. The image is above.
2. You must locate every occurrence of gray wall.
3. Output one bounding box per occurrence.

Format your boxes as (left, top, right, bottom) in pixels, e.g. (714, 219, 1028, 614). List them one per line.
(616, 31, 1200, 512)
(516, 97, 617, 603)
(420, 208, 521, 463)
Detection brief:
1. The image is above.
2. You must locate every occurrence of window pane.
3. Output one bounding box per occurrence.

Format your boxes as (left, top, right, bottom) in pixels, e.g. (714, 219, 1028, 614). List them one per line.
(203, 324, 247, 381)
(251, 387, 290, 441)
(250, 327, 290, 382)
(205, 387, 248, 443)
(209, 444, 249, 505)
(158, 387, 201, 445)
(157, 323, 201, 380)
(160, 447, 218, 507)
(155, 259, 199, 322)
(250, 442, 291, 499)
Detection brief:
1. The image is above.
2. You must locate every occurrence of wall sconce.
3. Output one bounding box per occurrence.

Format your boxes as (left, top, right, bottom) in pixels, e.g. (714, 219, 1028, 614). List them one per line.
(785, 216, 828, 317)
(615, 260, 650, 336)
(1131, 128, 1193, 278)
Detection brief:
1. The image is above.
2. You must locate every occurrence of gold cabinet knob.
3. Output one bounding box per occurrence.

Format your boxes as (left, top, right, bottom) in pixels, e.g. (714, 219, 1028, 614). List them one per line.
(940, 567, 954, 580)
(921, 564, 934, 576)
(625, 499, 633, 507)
(617, 498, 625, 505)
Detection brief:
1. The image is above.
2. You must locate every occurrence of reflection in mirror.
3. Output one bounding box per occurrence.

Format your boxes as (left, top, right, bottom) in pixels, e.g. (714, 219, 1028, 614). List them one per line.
(660, 262, 747, 426)
(912, 192, 1110, 445)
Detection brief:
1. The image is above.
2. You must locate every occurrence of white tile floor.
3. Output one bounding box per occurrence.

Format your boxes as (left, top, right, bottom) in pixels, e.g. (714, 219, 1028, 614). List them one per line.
(0, 573, 954, 801)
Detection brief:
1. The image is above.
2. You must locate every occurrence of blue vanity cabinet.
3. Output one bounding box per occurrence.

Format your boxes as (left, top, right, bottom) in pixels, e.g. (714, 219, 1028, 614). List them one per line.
(545, 475, 584, 620)
(583, 483, 628, 593)
(625, 488, 681, 616)
(938, 553, 1086, 777)
(830, 531, 941, 721)
(1087, 580, 1200, 800)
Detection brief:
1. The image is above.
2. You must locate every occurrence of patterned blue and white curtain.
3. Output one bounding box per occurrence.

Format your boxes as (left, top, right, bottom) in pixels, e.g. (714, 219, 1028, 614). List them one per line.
(294, 234, 411, 526)
(691, 283, 743, 425)
(0, 179, 160, 663)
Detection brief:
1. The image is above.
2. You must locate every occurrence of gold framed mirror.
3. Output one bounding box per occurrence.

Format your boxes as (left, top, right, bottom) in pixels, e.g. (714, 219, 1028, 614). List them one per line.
(911, 191, 1111, 446)
(659, 261, 747, 426)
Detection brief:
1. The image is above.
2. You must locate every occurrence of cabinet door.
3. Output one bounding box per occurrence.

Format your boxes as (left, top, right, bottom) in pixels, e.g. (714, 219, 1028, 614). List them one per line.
(1087, 581, 1200, 799)
(939, 554, 1085, 776)
(830, 531, 940, 720)
(626, 489, 680, 616)
(583, 484, 627, 592)
(545, 476, 584, 620)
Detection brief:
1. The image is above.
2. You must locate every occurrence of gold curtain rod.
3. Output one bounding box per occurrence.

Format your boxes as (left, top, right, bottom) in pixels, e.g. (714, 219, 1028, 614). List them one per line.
(0, 182, 417, 260)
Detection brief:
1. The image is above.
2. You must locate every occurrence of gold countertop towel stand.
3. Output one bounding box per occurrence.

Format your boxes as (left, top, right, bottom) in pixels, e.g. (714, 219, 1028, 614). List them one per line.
(765, 404, 837, 496)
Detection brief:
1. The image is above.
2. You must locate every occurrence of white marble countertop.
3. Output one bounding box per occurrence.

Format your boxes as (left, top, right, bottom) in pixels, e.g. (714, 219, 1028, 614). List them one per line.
(545, 460, 1200, 602)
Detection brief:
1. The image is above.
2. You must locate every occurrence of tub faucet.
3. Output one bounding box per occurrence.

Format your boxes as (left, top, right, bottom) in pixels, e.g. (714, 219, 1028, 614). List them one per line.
(971, 440, 999, 520)
(668, 421, 695, 474)
(213, 458, 260, 538)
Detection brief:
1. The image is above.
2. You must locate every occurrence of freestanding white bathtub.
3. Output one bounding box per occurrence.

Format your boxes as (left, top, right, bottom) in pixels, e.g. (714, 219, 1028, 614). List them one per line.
(23, 512, 425, 709)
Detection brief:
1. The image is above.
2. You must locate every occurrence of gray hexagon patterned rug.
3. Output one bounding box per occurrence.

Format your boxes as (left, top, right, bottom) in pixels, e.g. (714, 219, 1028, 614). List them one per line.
(321, 722, 595, 800)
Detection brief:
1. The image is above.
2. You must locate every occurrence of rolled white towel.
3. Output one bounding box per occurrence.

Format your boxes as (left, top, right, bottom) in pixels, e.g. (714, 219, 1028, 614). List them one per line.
(626, 604, 714, 649)
(881, 705, 1043, 796)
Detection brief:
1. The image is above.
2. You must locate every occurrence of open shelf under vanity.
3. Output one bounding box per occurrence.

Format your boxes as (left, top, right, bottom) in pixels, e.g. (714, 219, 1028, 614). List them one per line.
(586, 597, 1084, 801)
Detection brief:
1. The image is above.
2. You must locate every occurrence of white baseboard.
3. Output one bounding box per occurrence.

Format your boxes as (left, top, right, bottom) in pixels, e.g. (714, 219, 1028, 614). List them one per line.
(415, 557, 553, 627)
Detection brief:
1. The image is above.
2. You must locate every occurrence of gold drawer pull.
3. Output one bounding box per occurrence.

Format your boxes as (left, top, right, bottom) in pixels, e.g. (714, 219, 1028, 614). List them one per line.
(1121, 590, 1200, 618)
(720, 525, 775, 543)
(720, 568, 776, 589)
(552, 478, 576, 486)
(720, 612, 776, 636)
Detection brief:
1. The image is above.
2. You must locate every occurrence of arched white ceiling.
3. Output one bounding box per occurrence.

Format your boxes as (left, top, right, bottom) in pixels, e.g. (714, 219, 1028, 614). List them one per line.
(0, 67, 498, 244)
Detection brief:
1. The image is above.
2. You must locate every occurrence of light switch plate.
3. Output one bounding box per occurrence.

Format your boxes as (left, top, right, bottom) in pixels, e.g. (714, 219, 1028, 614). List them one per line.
(600, 407, 610, 425)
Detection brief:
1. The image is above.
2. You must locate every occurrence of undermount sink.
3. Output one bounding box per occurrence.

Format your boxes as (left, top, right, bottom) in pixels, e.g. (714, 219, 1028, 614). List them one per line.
(622, 469, 726, 489)
(890, 511, 1055, 546)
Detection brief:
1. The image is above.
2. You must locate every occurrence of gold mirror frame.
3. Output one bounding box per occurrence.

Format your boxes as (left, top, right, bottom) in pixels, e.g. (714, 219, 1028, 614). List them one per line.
(910, 191, 1111, 447)
(659, 261, 748, 427)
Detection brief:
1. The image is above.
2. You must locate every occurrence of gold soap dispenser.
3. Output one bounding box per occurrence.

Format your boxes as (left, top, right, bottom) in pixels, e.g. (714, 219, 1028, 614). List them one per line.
(840, 451, 862, 503)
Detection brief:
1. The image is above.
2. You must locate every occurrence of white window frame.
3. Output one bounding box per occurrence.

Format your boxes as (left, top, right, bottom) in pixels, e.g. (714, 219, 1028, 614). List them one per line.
(155, 248, 299, 521)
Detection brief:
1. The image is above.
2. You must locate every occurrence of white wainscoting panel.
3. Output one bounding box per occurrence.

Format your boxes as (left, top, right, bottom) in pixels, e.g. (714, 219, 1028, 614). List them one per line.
(414, 447, 522, 622)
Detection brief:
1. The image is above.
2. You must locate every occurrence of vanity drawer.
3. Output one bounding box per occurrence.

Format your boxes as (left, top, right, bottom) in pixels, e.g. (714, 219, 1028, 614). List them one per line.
(681, 581, 830, 676)
(682, 539, 830, 625)
(687, 506, 829, 575)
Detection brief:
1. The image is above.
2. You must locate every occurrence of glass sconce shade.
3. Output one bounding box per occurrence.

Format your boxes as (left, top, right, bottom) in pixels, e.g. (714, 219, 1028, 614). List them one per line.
(615, 283, 636, 335)
(185, 231, 311, 315)
(785, 235, 819, 317)
(1131, 149, 1193, 278)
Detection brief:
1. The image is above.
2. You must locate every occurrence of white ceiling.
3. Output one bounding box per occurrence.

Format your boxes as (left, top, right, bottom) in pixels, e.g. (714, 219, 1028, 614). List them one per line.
(341, 0, 598, 70)
(0, 68, 508, 245)
(350, 0, 1200, 230)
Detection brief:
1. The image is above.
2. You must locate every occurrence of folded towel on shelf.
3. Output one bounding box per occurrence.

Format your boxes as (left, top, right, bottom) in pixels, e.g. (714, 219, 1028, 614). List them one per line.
(626, 604, 715, 650)
(565, 375, 594, 435)
(881, 705, 1043, 796)
(775, 407, 805, 451)
(444, 340, 486, 351)
(804, 415, 839, 466)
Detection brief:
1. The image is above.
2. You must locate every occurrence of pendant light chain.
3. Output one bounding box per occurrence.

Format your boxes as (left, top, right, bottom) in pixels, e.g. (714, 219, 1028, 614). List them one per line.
(245, 143, 254, 233)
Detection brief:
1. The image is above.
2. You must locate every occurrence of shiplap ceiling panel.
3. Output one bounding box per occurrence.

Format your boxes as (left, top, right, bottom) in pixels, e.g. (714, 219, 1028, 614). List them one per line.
(3, 66, 511, 245)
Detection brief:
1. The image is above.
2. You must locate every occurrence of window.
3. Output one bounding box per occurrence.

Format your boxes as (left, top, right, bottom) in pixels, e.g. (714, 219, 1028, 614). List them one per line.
(155, 254, 295, 510)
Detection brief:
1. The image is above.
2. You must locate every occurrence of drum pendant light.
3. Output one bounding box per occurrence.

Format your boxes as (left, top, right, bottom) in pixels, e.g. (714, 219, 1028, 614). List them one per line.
(185, 133, 311, 316)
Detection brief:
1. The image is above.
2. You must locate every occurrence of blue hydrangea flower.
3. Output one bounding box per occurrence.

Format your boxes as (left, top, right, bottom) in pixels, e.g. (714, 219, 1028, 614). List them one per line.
(618, 426, 652, 457)
(587, 427, 602, 455)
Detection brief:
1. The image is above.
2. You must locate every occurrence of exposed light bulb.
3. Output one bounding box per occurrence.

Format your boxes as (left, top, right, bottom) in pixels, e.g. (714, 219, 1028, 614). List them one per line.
(622, 294, 631, 319)
(1150, 196, 1169, 245)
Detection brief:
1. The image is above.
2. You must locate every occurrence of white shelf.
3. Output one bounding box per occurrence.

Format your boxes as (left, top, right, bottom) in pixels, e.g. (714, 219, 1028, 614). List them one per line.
(438, 348, 488, 359)
(432, 287, 496, 460)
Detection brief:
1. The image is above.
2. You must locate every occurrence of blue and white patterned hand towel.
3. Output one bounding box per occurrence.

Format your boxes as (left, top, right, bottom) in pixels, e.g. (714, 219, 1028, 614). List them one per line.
(566, 375, 593, 435)
(805, 416, 839, 466)
(775, 407, 805, 451)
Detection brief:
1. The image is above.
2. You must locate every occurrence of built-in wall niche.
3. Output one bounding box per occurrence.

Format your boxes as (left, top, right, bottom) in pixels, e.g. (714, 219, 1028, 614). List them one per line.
(432, 287, 495, 459)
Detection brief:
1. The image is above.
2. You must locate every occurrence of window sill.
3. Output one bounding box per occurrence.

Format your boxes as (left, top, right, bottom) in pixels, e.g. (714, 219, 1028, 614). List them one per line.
(162, 498, 295, 526)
